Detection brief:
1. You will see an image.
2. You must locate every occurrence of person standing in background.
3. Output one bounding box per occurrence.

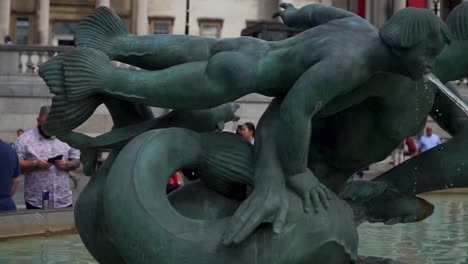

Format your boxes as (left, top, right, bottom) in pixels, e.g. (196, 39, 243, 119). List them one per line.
(14, 106, 81, 209)
(0, 139, 20, 211)
(3, 36, 13, 45)
(236, 125, 243, 136)
(391, 141, 405, 166)
(16, 129, 24, 138)
(240, 122, 255, 145)
(418, 126, 442, 153)
(405, 137, 417, 157)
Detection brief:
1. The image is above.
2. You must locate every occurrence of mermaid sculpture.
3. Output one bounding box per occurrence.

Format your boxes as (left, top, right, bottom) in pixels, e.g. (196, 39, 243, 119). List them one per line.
(38, 2, 468, 264)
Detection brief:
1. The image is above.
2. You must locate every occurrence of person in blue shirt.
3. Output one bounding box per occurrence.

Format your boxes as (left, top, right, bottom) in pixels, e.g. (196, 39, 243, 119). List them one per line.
(418, 126, 442, 153)
(0, 139, 20, 211)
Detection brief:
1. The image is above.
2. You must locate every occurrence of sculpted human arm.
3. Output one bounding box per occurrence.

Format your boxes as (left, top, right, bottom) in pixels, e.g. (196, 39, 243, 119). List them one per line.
(274, 3, 358, 30)
(279, 61, 352, 208)
(223, 98, 330, 245)
(223, 99, 288, 244)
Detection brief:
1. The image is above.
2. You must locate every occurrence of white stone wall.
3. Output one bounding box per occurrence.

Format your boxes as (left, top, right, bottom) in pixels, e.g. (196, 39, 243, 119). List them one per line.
(148, 0, 281, 37)
(145, 0, 333, 38)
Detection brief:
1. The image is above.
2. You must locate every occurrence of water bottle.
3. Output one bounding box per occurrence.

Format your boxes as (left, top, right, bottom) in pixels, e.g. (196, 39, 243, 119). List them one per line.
(42, 190, 49, 209)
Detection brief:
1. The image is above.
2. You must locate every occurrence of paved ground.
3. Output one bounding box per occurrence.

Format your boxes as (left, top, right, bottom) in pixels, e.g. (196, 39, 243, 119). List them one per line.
(10, 154, 466, 210)
(10, 158, 394, 210)
(351, 157, 394, 181)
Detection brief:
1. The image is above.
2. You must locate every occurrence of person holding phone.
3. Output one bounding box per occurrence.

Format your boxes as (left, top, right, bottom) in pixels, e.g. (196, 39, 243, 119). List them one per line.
(14, 106, 80, 209)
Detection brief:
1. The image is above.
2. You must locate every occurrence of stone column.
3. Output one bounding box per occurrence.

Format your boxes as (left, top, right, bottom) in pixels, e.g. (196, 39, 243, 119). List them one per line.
(0, 0, 11, 39)
(37, 0, 50, 45)
(96, 0, 110, 8)
(393, 0, 406, 13)
(136, 0, 148, 35)
(365, 0, 372, 22)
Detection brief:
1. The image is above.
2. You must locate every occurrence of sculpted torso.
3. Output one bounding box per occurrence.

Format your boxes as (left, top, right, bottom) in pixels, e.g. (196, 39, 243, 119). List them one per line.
(191, 16, 378, 100)
(309, 74, 438, 191)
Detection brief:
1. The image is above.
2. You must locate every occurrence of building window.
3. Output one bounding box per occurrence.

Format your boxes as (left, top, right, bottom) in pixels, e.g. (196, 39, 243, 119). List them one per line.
(52, 21, 79, 35)
(149, 17, 174, 34)
(198, 19, 223, 38)
(15, 18, 30, 45)
(52, 20, 79, 46)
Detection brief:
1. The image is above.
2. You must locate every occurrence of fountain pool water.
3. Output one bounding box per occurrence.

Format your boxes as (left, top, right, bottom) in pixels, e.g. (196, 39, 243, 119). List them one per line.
(359, 194, 468, 264)
(0, 195, 466, 264)
(0, 233, 97, 264)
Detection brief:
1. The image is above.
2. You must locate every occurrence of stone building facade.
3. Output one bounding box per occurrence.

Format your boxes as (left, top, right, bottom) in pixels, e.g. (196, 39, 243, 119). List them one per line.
(2, 0, 466, 46)
(0, 0, 466, 142)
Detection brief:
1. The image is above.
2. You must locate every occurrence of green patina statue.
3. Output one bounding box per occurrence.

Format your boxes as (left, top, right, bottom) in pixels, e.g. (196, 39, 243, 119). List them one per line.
(37, 2, 468, 264)
(273, 2, 468, 196)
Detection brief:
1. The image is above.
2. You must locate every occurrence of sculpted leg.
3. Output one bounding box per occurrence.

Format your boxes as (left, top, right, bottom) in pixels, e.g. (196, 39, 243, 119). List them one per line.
(39, 48, 255, 136)
(223, 99, 290, 245)
(74, 7, 216, 70)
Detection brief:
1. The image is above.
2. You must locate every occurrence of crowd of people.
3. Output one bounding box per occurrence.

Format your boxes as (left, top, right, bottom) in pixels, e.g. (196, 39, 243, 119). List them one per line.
(0, 101, 444, 211)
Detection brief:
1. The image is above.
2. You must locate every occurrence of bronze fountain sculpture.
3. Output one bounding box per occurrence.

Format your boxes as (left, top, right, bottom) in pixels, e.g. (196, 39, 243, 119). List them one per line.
(38, 3, 468, 263)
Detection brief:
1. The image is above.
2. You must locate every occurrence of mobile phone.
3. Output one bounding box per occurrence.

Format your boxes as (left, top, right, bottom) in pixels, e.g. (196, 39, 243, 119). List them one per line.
(47, 154, 63, 164)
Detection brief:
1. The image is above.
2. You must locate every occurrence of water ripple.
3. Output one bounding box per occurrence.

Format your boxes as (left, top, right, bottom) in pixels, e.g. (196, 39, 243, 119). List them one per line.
(0, 195, 466, 263)
(359, 195, 468, 264)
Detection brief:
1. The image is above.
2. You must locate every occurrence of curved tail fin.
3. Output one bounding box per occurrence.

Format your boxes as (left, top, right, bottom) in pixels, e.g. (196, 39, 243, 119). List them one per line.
(74, 6, 129, 56)
(198, 132, 253, 199)
(39, 48, 111, 136)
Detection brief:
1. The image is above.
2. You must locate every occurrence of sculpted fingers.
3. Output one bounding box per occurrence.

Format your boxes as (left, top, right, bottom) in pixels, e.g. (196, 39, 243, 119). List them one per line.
(302, 191, 313, 213)
(223, 197, 252, 245)
(273, 201, 288, 234)
(317, 187, 329, 209)
(310, 190, 320, 213)
(322, 184, 331, 201)
(226, 199, 265, 245)
(231, 210, 265, 244)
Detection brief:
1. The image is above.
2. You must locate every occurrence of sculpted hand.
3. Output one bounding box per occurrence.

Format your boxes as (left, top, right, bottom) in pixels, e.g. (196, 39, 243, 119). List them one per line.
(287, 169, 330, 213)
(223, 175, 289, 245)
(272, 3, 298, 23)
